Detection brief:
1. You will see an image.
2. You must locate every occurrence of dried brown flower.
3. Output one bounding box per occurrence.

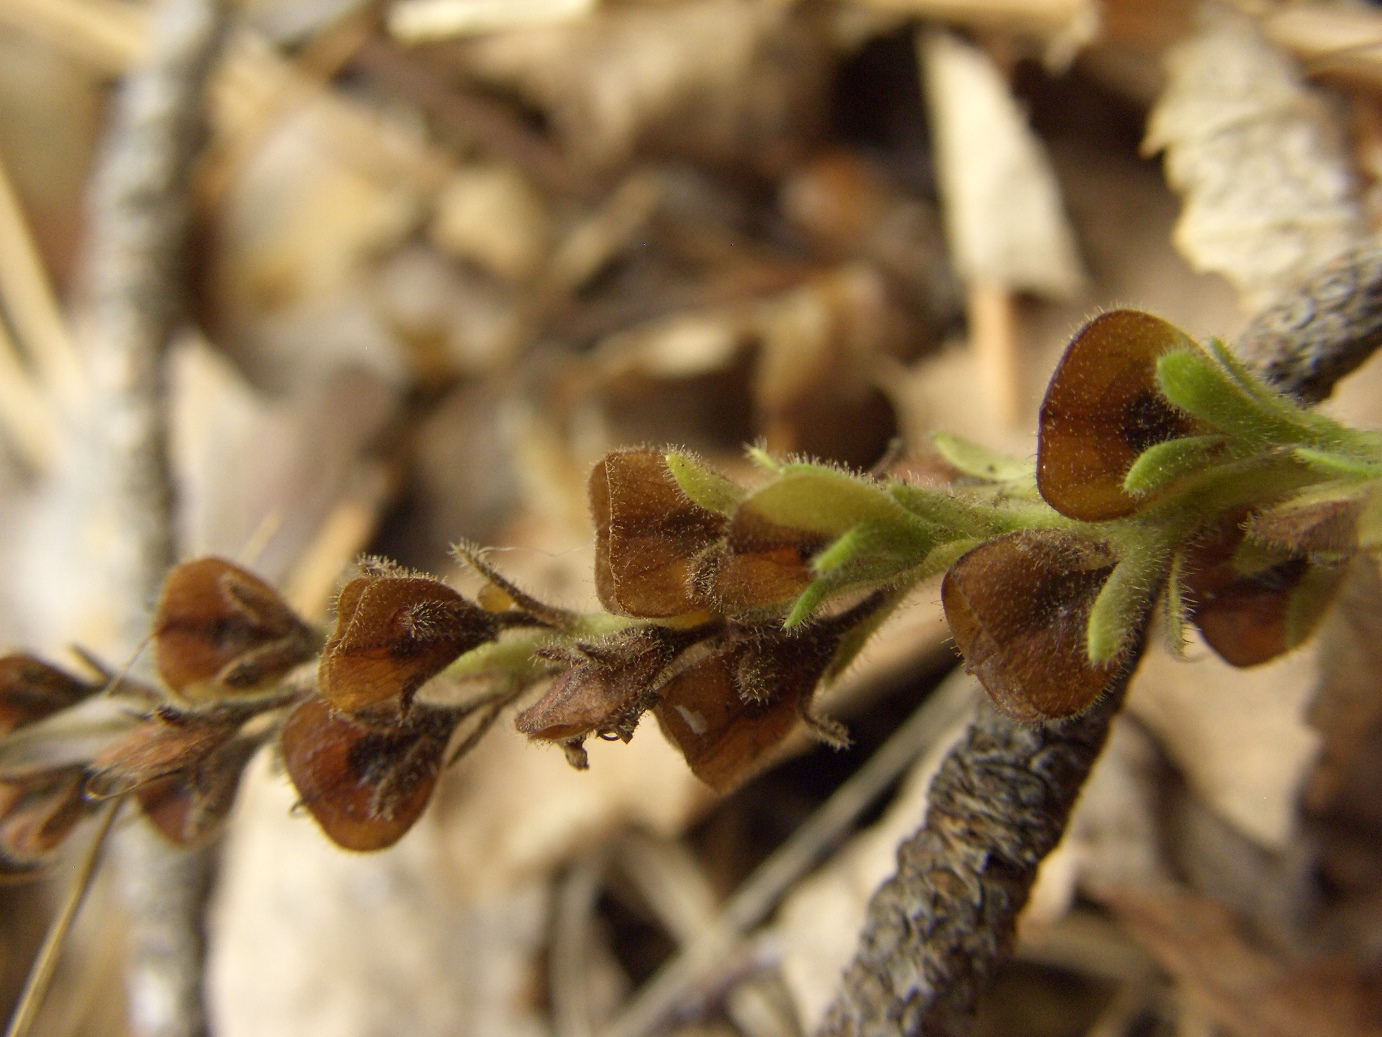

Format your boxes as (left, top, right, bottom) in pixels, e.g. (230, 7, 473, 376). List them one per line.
(591, 449, 726, 618)
(279, 697, 456, 852)
(0, 654, 100, 737)
(942, 530, 1122, 722)
(319, 570, 500, 714)
(153, 558, 317, 701)
(1038, 310, 1211, 521)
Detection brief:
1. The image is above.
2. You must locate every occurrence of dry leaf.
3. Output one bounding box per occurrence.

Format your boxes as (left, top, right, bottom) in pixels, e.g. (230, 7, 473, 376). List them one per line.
(389, 0, 596, 43)
(456, 0, 829, 172)
(170, 336, 398, 585)
(1105, 886, 1382, 1037)
(209, 752, 553, 1037)
(1144, 8, 1365, 311)
(849, 0, 1097, 61)
(209, 104, 425, 387)
(1127, 635, 1320, 850)
(427, 164, 551, 283)
(921, 30, 1086, 299)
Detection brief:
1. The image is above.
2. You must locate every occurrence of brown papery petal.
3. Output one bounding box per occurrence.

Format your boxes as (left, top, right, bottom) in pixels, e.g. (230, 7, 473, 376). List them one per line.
(0, 655, 97, 737)
(653, 650, 803, 793)
(942, 530, 1120, 722)
(280, 698, 454, 852)
(87, 717, 239, 799)
(0, 769, 90, 866)
(1183, 516, 1344, 667)
(1038, 310, 1207, 521)
(319, 576, 498, 714)
(591, 450, 726, 618)
(154, 558, 316, 700)
(704, 508, 825, 614)
(136, 736, 261, 846)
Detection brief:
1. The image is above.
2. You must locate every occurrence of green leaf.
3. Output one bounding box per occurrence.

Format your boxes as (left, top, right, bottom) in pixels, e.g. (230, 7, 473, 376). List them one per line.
(1122, 435, 1226, 496)
(887, 482, 1018, 538)
(783, 522, 935, 627)
(784, 581, 832, 628)
(746, 445, 782, 473)
(1085, 539, 1170, 665)
(1205, 338, 1372, 451)
(665, 452, 745, 516)
(1290, 446, 1382, 480)
(1156, 349, 1304, 446)
(932, 432, 1029, 483)
(1161, 551, 1189, 656)
(740, 467, 918, 538)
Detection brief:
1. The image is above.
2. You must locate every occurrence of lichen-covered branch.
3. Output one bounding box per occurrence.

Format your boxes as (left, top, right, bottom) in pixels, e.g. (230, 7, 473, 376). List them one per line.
(1236, 241, 1382, 405)
(816, 665, 1136, 1037)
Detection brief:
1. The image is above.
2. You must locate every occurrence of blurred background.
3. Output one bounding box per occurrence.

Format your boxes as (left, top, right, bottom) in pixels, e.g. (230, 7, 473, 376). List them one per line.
(2, 0, 1382, 1035)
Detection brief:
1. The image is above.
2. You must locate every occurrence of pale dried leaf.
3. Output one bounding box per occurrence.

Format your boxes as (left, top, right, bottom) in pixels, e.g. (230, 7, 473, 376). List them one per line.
(1105, 886, 1382, 1037)
(585, 262, 903, 460)
(429, 717, 708, 899)
(1144, 8, 1365, 312)
(428, 164, 551, 283)
(372, 245, 524, 376)
(170, 335, 398, 584)
(210, 755, 550, 1037)
(457, 1, 828, 171)
(849, 0, 1097, 61)
(389, 0, 597, 43)
(210, 104, 425, 388)
(921, 30, 1086, 298)
(1127, 636, 1320, 851)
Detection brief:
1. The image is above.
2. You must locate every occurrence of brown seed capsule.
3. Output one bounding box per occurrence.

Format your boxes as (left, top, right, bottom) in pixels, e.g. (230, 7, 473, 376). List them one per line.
(1183, 514, 1344, 667)
(319, 574, 499, 714)
(653, 649, 804, 793)
(280, 698, 454, 852)
(591, 450, 725, 618)
(942, 530, 1122, 722)
(86, 715, 240, 799)
(1038, 311, 1209, 521)
(653, 615, 855, 791)
(154, 558, 317, 701)
(0, 655, 99, 737)
(515, 625, 699, 743)
(0, 768, 90, 877)
(700, 508, 825, 614)
(135, 735, 261, 846)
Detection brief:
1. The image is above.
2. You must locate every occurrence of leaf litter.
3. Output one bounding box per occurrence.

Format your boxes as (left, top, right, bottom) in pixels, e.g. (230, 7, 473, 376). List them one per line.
(0, 1, 1381, 1035)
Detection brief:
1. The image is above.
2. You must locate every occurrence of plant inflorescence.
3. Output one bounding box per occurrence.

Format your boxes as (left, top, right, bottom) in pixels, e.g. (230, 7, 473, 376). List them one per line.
(0, 309, 1379, 863)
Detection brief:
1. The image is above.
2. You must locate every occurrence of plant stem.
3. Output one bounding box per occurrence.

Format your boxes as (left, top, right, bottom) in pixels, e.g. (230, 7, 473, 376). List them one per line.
(816, 677, 1134, 1037)
(1236, 242, 1382, 405)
